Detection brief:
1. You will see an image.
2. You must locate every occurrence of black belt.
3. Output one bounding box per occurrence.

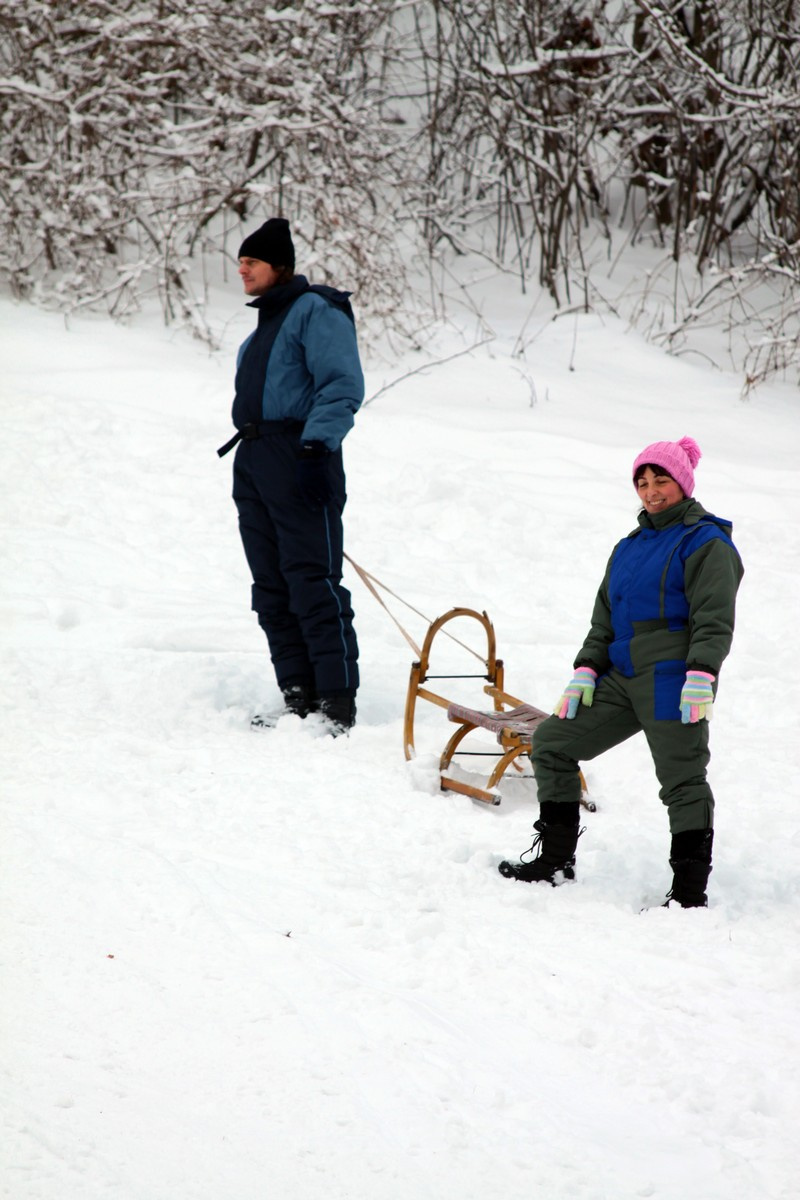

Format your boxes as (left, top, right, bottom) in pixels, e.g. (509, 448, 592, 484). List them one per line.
(217, 419, 304, 458)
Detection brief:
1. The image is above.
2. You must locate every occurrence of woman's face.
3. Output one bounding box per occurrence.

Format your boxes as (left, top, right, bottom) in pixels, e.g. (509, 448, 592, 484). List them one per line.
(635, 467, 685, 515)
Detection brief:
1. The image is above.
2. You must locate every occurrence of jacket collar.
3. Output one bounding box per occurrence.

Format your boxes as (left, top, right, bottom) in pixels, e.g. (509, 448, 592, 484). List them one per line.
(246, 274, 309, 317)
(638, 497, 707, 531)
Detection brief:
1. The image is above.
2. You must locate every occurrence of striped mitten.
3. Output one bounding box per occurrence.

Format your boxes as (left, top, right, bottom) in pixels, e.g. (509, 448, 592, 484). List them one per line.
(679, 671, 715, 725)
(554, 667, 597, 720)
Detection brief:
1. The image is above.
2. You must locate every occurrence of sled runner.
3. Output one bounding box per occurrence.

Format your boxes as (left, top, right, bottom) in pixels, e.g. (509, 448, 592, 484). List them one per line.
(403, 608, 592, 809)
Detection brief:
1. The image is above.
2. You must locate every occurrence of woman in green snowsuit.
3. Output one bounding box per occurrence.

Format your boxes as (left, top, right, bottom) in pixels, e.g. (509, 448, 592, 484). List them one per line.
(499, 437, 743, 907)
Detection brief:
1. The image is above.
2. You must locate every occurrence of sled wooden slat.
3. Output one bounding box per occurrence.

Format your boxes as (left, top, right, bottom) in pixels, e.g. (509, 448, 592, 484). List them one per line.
(403, 607, 591, 809)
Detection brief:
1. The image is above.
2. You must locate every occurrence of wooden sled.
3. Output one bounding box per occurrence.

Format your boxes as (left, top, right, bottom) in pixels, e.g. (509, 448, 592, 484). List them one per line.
(403, 607, 592, 809)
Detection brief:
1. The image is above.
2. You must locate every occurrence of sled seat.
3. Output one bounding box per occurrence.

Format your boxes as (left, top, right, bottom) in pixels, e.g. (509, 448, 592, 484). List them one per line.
(440, 701, 552, 805)
(446, 702, 549, 737)
(404, 607, 592, 809)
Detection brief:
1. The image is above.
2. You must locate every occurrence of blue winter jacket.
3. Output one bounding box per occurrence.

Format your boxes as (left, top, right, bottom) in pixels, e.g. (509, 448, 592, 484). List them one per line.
(576, 499, 744, 697)
(232, 275, 364, 451)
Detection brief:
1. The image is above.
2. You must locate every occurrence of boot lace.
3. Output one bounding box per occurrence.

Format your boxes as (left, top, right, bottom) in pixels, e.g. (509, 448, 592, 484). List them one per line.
(518, 819, 584, 863)
(518, 819, 546, 863)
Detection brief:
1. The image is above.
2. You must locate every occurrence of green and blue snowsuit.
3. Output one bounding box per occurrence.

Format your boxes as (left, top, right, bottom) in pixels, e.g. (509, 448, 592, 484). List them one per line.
(531, 499, 743, 834)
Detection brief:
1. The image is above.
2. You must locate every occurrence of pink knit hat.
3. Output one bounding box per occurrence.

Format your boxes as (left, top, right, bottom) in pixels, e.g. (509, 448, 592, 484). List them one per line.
(632, 436, 702, 497)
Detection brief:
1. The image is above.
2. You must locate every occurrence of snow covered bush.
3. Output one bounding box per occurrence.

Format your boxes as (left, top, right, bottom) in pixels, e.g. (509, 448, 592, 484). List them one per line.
(402, 0, 617, 302)
(0, 0, 407, 338)
(610, 0, 800, 384)
(0, 0, 797, 379)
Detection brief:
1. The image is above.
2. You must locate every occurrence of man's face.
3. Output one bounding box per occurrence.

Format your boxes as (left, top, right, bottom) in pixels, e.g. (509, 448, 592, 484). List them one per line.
(238, 257, 280, 296)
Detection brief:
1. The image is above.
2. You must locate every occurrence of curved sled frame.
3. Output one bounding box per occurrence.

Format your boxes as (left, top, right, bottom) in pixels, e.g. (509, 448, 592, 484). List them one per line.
(403, 608, 591, 809)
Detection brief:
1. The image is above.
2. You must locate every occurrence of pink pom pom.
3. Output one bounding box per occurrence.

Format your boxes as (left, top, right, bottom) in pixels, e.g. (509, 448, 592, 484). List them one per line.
(677, 436, 702, 469)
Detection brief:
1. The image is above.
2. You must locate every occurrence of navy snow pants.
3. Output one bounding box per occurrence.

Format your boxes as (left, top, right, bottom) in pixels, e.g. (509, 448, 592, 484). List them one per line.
(232, 430, 359, 696)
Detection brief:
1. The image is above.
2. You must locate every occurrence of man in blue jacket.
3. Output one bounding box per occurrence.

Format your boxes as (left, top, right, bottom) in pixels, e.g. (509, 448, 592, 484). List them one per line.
(218, 218, 364, 733)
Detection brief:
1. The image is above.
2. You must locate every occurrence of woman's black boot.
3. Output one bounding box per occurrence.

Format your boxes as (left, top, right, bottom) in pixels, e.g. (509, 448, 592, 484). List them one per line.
(664, 829, 713, 908)
(499, 801, 581, 885)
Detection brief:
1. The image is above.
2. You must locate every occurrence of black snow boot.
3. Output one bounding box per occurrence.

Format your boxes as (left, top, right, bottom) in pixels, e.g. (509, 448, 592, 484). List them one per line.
(499, 801, 581, 885)
(319, 692, 357, 736)
(251, 682, 318, 729)
(663, 829, 713, 908)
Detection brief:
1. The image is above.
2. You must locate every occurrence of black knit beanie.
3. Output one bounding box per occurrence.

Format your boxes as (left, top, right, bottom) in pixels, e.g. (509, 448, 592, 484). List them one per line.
(238, 218, 295, 269)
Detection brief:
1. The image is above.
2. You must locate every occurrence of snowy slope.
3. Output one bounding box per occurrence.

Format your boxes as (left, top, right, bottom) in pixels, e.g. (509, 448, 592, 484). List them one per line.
(1, 285, 799, 1200)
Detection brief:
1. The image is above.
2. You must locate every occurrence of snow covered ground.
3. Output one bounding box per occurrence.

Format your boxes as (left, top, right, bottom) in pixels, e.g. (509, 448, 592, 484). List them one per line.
(2, 275, 799, 1200)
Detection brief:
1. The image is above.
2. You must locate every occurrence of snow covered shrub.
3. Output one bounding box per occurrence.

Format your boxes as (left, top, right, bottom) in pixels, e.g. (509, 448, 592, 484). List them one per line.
(403, 0, 617, 303)
(0, 0, 407, 339)
(614, 0, 800, 264)
(0, 0, 796, 380)
(607, 0, 800, 385)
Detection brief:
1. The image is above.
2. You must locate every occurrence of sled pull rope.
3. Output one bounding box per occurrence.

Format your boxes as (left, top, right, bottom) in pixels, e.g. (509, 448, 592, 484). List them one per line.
(343, 554, 487, 665)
